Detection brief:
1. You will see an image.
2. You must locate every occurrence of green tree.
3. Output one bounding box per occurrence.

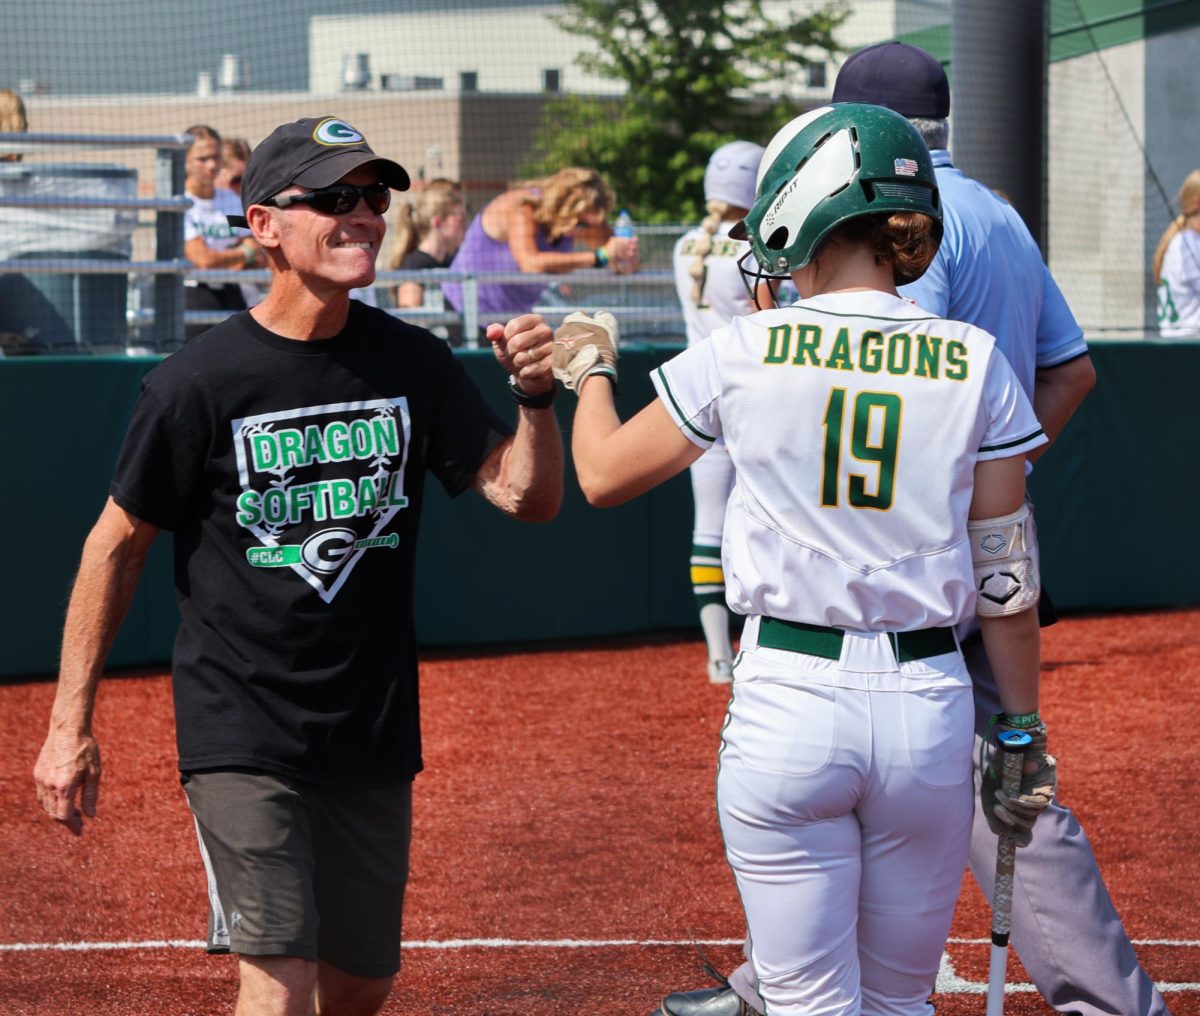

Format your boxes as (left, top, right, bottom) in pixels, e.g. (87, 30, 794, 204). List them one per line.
(526, 0, 848, 223)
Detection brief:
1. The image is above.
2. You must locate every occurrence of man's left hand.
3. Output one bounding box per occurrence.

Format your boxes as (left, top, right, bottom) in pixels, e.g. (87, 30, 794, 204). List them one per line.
(488, 314, 554, 396)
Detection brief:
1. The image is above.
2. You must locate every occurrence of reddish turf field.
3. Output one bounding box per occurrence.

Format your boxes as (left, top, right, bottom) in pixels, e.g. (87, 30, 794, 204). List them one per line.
(2, 609, 1197, 1015)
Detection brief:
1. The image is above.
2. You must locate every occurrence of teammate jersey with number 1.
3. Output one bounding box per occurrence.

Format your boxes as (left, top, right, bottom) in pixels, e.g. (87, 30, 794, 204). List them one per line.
(652, 290, 1047, 632)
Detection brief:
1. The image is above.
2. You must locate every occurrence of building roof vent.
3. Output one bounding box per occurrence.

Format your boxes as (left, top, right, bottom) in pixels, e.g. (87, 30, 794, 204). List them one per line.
(218, 54, 246, 91)
(342, 52, 372, 91)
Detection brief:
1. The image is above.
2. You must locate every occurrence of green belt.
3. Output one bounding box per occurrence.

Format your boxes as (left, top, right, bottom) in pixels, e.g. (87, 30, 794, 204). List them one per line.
(757, 617, 957, 663)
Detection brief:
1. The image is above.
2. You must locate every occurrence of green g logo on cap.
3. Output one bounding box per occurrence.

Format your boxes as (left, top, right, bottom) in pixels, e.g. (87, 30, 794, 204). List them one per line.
(313, 118, 365, 146)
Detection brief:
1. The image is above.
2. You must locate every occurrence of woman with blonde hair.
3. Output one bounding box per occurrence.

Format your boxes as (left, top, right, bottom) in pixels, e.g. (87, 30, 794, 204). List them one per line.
(0, 90, 28, 162)
(387, 179, 467, 309)
(1153, 169, 1200, 337)
(443, 166, 638, 324)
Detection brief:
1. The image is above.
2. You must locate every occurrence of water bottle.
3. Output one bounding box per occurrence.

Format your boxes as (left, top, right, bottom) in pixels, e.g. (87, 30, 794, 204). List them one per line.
(612, 209, 636, 271)
(614, 208, 635, 239)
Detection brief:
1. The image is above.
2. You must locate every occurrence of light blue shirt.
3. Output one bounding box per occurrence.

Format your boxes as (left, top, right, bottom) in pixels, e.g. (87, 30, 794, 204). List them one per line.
(900, 150, 1087, 401)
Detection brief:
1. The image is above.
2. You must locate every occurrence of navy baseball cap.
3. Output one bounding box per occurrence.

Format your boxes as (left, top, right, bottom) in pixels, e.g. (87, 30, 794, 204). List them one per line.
(832, 41, 950, 119)
(228, 116, 410, 227)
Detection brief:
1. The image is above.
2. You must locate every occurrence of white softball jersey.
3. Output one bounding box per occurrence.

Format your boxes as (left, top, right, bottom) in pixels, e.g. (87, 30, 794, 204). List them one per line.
(672, 221, 758, 347)
(1156, 226, 1200, 338)
(672, 221, 746, 547)
(652, 290, 1047, 632)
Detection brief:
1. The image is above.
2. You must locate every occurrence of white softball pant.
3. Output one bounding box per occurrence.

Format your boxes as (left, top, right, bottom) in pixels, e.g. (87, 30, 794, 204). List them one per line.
(716, 618, 975, 1015)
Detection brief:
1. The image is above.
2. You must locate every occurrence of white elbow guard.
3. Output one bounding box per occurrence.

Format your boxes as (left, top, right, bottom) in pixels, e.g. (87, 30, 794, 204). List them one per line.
(969, 504, 1041, 617)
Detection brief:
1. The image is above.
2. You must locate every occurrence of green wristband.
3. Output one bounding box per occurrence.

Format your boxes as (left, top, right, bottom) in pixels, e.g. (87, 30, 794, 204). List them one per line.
(593, 246, 609, 268)
(1003, 711, 1042, 729)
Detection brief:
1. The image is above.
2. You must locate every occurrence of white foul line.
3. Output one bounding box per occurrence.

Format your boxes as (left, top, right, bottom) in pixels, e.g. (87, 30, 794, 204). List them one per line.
(8, 935, 1198, 951)
(1, 937, 749, 953)
(0, 937, 1196, 993)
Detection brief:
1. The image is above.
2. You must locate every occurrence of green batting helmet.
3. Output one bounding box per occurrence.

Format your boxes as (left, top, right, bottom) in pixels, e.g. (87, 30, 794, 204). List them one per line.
(735, 102, 941, 276)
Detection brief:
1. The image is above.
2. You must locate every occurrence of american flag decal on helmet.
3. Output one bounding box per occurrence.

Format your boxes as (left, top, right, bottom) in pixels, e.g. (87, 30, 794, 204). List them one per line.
(894, 157, 919, 177)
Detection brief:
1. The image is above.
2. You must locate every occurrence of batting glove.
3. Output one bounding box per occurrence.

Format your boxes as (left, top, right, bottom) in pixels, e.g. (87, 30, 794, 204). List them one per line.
(552, 311, 619, 393)
(980, 713, 1057, 847)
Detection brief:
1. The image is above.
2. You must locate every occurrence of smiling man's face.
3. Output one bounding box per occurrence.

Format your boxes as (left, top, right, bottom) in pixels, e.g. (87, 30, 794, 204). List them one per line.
(270, 165, 387, 292)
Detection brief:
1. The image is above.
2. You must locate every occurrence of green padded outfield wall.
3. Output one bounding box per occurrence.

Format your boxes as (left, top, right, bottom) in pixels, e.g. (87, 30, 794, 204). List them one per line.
(1, 342, 1196, 678)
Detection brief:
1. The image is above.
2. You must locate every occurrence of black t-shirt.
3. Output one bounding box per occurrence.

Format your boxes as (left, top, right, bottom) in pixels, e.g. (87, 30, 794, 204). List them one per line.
(110, 302, 511, 784)
(399, 249, 462, 345)
(400, 250, 452, 271)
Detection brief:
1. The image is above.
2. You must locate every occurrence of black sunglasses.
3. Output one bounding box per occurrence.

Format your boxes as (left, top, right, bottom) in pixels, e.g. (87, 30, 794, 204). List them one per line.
(263, 182, 391, 217)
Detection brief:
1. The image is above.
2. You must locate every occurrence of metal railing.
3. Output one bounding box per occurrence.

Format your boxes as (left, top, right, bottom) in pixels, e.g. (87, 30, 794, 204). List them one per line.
(0, 130, 189, 350)
(159, 267, 687, 347)
(0, 136, 689, 353)
(0, 154, 688, 353)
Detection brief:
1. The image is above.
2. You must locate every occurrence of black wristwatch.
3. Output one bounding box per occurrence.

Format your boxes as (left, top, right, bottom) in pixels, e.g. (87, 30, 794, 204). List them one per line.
(507, 376, 556, 409)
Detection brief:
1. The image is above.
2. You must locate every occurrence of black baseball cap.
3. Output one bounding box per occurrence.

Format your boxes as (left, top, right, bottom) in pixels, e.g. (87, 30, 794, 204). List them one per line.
(832, 41, 950, 119)
(227, 116, 409, 228)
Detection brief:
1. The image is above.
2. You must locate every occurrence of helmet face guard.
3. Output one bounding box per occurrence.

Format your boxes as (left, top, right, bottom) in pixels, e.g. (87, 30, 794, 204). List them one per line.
(734, 103, 942, 302)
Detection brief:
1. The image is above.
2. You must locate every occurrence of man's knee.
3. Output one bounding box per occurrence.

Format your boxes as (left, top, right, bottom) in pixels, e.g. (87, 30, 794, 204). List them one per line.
(315, 962, 395, 1016)
(237, 955, 318, 1016)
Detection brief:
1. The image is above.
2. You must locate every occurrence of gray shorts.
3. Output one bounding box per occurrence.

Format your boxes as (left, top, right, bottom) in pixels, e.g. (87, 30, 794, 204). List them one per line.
(182, 769, 412, 978)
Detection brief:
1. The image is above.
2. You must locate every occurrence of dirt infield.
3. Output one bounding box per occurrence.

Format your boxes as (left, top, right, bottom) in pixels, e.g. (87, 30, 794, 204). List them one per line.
(2, 608, 1198, 1014)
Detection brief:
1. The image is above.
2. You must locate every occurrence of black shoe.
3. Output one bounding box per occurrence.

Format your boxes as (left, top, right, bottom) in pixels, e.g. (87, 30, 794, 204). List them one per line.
(660, 985, 753, 1016)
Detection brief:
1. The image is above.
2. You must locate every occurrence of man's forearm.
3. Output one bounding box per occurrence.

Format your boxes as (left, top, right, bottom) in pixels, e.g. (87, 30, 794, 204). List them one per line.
(52, 501, 157, 732)
(474, 408, 564, 522)
(1030, 353, 1096, 461)
(503, 406, 564, 521)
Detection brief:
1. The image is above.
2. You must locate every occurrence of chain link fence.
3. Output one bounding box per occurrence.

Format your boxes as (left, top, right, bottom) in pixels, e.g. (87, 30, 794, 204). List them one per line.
(0, 1, 1196, 353)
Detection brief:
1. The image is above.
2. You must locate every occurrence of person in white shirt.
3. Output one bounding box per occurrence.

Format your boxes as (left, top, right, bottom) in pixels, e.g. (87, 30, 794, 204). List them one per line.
(182, 124, 262, 339)
(1153, 169, 1200, 338)
(671, 141, 768, 684)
